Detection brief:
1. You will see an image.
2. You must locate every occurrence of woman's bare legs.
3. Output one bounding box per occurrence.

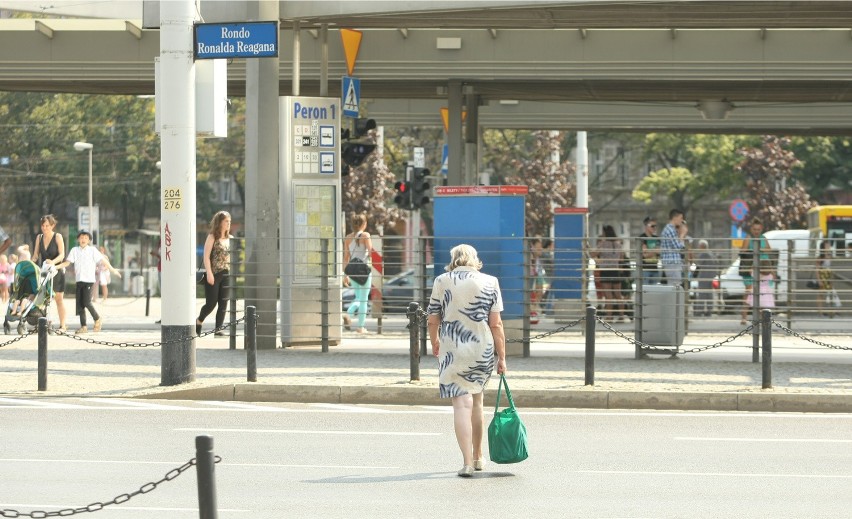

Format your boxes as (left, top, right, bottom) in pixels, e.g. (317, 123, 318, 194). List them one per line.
(452, 394, 474, 467)
(55, 292, 67, 329)
(471, 392, 485, 462)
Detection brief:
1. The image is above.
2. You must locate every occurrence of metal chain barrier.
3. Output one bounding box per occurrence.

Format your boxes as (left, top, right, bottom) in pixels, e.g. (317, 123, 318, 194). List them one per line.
(0, 455, 222, 518)
(0, 332, 32, 349)
(771, 319, 852, 351)
(52, 317, 246, 348)
(596, 316, 756, 354)
(412, 307, 585, 343)
(506, 316, 586, 343)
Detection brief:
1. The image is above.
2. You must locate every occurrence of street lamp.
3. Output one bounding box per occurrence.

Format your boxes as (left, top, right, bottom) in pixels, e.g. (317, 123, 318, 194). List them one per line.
(73, 142, 94, 238)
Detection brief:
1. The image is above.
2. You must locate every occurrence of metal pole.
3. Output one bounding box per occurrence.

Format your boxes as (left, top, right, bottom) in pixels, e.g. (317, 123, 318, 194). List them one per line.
(145, 288, 151, 317)
(229, 238, 239, 351)
(319, 24, 328, 97)
(195, 435, 218, 519)
(785, 240, 793, 329)
(407, 302, 420, 381)
(320, 239, 330, 353)
(761, 309, 772, 389)
(634, 237, 644, 359)
(522, 243, 531, 358)
(87, 147, 93, 239)
(38, 317, 48, 391)
(418, 236, 428, 358)
(584, 306, 596, 385)
(246, 306, 257, 382)
(751, 238, 760, 363)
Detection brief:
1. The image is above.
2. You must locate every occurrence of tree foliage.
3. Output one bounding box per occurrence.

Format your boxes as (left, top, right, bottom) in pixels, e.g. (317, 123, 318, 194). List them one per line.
(735, 135, 816, 230)
(481, 130, 577, 236)
(0, 92, 160, 239)
(632, 133, 759, 215)
(340, 132, 403, 235)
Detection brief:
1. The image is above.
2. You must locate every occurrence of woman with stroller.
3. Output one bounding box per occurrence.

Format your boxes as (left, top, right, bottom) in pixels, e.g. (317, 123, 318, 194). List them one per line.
(32, 215, 68, 331)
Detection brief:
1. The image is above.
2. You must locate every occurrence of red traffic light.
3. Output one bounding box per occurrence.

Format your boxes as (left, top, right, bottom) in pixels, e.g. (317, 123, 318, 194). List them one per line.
(394, 180, 408, 192)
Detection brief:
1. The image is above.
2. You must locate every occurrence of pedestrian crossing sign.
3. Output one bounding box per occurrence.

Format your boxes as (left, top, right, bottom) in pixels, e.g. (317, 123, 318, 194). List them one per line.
(342, 76, 360, 118)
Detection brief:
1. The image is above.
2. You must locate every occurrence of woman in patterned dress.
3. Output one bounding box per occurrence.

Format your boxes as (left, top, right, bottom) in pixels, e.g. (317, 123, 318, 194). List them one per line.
(427, 244, 507, 478)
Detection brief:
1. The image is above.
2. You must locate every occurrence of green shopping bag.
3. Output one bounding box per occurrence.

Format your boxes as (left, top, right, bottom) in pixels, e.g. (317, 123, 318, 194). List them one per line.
(488, 374, 529, 464)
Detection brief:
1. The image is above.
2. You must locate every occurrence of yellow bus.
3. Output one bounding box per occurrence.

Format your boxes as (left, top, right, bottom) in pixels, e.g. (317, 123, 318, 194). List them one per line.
(807, 205, 852, 251)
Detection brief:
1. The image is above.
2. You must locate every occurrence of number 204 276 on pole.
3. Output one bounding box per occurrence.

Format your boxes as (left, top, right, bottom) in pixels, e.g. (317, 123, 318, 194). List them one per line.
(163, 188, 182, 211)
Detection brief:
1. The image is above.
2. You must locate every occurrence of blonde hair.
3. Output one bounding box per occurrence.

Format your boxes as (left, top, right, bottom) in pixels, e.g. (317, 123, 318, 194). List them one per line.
(350, 214, 367, 231)
(445, 244, 483, 272)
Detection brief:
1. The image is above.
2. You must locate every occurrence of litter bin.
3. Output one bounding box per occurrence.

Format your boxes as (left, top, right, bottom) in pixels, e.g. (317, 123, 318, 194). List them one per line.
(640, 284, 685, 349)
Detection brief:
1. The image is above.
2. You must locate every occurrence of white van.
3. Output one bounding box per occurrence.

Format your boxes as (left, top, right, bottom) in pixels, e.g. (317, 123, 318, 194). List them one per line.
(718, 229, 810, 309)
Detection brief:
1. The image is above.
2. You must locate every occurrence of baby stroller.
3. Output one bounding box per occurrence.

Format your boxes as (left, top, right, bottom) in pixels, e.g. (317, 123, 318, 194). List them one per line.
(4, 261, 56, 335)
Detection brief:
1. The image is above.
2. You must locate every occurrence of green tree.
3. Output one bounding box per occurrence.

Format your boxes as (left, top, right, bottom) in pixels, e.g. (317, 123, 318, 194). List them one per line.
(788, 136, 852, 203)
(482, 130, 576, 236)
(632, 133, 759, 215)
(341, 132, 403, 235)
(735, 135, 816, 230)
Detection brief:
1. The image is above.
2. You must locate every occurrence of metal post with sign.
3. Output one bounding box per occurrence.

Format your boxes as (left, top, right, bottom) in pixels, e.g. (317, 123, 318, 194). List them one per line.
(279, 96, 343, 346)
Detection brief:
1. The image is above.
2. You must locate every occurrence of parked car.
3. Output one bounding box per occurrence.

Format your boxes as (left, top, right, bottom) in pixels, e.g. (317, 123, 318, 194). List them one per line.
(341, 265, 435, 314)
(716, 229, 810, 311)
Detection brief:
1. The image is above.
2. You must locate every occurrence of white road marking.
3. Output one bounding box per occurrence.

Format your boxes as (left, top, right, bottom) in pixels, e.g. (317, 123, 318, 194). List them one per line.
(195, 401, 288, 411)
(675, 437, 852, 443)
(311, 403, 395, 413)
(0, 397, 87, 409)
(84, 398, 193, 409)
(175, 427, 441, 436)
(0, 458, 397, 469)
(0, 503, 250, 512)
(578, 470, 852, 479)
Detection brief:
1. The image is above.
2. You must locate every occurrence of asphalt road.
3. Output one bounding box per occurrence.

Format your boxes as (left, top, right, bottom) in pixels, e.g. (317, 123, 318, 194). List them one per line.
(1, 399, 850, 518)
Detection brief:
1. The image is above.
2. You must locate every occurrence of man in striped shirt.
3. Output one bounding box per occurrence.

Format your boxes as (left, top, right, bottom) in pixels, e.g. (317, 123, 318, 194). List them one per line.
(660, 209, 688, 286)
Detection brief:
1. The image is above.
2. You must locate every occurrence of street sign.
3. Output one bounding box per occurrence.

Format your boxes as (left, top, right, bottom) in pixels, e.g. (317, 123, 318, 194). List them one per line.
(340, 29, 363, 76)
(440, 144, 448, 175)
(194, 21, 279, 60)
(729, 198, 749, 222)
(342, 76, 360, 117)
(413, 147, 425, 168)
(77, 206, 100, 235)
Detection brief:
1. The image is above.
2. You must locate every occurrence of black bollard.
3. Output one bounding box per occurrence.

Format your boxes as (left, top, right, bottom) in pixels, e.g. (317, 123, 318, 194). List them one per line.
(407, 302, 420, 381)
(761, 309, 772, 389)
(38, 317, 48, 391)
(584, 306, 596, 386)
(245, 306, 257, 383)
(195, 435, 218, 519)
(145, 288, 151, 317)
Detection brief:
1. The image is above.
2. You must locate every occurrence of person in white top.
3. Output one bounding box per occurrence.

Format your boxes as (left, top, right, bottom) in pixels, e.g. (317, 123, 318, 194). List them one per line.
(56, 230, 121, 334)
(342, 214, 373, 334)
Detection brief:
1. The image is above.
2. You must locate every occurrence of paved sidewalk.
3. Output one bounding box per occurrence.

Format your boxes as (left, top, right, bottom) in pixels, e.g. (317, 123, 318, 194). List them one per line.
(0, 297, 850, 412)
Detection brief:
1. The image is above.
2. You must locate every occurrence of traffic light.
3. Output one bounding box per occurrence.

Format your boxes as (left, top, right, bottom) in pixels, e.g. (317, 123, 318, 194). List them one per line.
(411, 167, 431, 209)
(341, 141, 377, 170)
(394, 180, 411, 209)
(353, 118, 376, 138)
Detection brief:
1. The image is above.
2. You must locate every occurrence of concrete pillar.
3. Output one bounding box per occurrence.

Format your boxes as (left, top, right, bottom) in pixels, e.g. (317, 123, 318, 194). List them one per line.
(244, 0, 280, 349)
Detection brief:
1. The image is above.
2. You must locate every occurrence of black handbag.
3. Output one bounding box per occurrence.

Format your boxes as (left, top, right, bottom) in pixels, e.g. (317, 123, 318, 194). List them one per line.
(806, 279, 819, 290)
(344, 257, 370, 285)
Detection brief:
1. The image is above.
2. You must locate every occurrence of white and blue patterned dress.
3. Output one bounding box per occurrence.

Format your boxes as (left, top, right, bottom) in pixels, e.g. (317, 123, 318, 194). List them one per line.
(427, 266, 504, 398)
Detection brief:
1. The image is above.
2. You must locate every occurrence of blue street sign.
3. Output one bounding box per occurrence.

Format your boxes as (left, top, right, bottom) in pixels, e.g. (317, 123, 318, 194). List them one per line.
(194, 21, 279, 60)
(342, 76, 360, 118)
(440, 144, 448, 175)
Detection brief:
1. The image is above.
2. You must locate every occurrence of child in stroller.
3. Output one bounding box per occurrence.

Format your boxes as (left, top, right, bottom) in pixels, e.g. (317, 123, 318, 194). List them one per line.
(4, 249, 55, 335)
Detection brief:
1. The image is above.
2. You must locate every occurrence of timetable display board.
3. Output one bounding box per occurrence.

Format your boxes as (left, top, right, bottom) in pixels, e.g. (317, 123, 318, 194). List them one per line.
(293, 184, 336, 279)
(279, 96, 343, 346)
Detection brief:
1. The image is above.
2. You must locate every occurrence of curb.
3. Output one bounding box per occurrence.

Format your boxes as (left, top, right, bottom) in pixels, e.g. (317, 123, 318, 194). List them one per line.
(139, 384, 852, 413)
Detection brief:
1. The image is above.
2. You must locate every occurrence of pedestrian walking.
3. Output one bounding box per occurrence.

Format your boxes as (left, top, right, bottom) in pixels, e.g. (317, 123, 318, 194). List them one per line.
(196, 211, 232, 336)
(427, 244, 507, 477)
(342, 214, 373, 334)
(56, 230, 121, 334)
(739, 217, 772, 324)
(694, 239, 719, 316)
(32, 214, 68, 331)
(816, 240, 838, 317)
